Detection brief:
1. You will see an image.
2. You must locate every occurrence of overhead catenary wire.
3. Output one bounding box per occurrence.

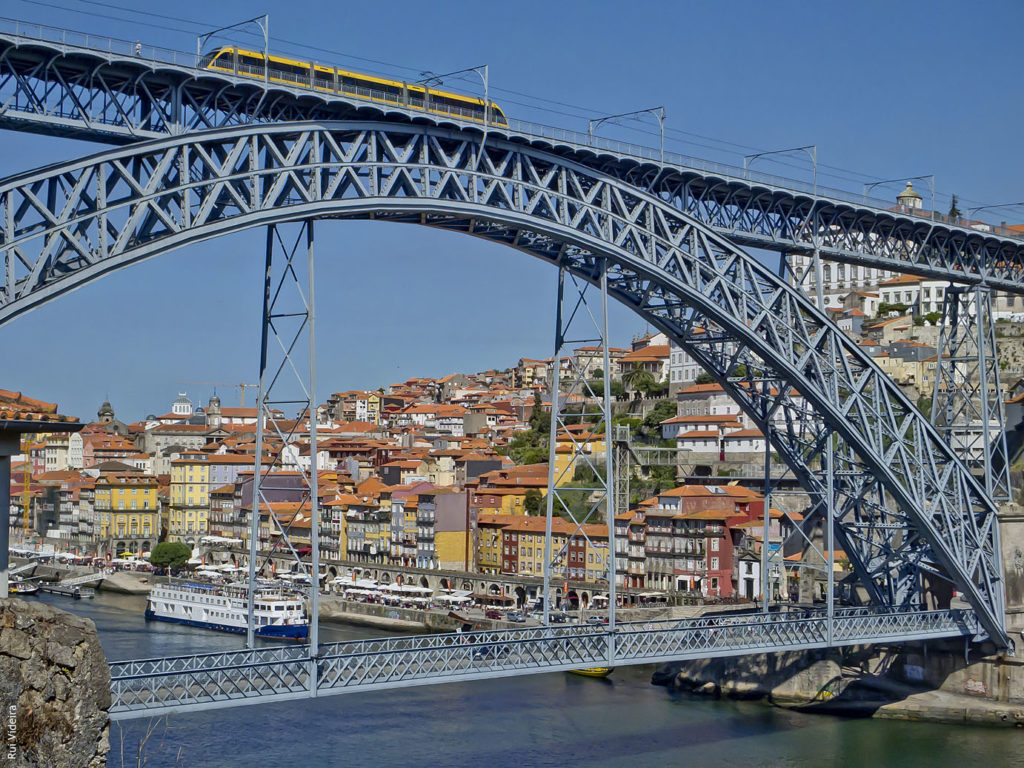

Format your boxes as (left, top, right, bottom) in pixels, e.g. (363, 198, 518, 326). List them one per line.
(5, 0, 1012, 216)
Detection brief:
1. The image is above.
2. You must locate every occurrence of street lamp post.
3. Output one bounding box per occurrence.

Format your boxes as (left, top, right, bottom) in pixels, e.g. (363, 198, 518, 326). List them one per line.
(744, 146, 821, 308)
(417, 66, 490, 172)
(743, 145, 817, 198)
(588, 107, 666, 164)
(197, 14, 269, 83)
(863, 174, 935, 219)
(966, 202, 1024, 223)
(416, 65, 490, 127)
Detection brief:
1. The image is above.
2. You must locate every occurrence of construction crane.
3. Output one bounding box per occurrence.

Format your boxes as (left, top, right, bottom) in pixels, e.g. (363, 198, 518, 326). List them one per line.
(178, 381, 259, 407)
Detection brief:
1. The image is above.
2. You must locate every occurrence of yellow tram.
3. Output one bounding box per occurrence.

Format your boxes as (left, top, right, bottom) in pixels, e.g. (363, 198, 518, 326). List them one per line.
(200, 47, 507, 125)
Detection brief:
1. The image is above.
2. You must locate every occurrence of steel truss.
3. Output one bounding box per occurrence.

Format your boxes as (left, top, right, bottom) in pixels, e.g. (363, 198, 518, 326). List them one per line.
(0, 121, 1009, 647)
(542, 266, 616, 640)
(2, 24, 1024, 290)
(932, 286, 1012, 504)
(246, 220, 320, 655)
(107, 606, 979, 719)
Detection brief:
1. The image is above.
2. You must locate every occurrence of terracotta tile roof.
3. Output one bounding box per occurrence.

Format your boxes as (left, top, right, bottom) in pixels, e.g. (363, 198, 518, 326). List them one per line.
(661, 414, 741, 425)
(619, 344, 670, 362)
(723, 429, 764, 439)
(0, 389, 78, 424)
(878, 275, 922, 286)
(678, 383, 725, 395)
(869, 315, 912, 329)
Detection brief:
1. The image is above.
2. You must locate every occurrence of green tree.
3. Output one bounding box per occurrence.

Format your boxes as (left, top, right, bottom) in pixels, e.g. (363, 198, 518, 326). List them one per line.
(695, 371, 715, 385)
(529, 390, 550, 434)
(949, 194, 962, 219)
(648, 465, 676, 491)
(524, 489, 543, 515)
(642, 378, 669, 398)
(877, 302, 909, 317)
(585, 379, 625, 399)
(505, 427, 549, 465)
(643, 399, 677, 431)
(622, 367, 655, 392)
(916, 395, 932, 419)
(149, 541, 192, 570)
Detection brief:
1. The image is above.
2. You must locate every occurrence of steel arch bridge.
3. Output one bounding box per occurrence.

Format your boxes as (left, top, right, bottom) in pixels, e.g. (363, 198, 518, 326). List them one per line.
(0, 120, 1010, 652)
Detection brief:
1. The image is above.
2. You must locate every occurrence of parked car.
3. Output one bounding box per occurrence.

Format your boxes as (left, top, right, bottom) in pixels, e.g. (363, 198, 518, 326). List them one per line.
(505, 610, 526, 623)
(585, 616, 606, 626)
(484, 608, 504, 620)
(472, 644, 510, 661)
(549, 612, 569, 624)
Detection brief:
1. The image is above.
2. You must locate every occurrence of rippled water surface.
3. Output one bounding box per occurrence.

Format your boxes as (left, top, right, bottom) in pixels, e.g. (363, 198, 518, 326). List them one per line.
(32, 591, 1024, 768)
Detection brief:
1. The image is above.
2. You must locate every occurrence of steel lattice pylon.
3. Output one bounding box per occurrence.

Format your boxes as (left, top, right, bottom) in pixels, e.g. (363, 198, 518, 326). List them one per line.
(247, 220, 320, 658)
(932, 286, 1012, 503)
(0, 121, 1010, 648)
(541, 265, 616, 645)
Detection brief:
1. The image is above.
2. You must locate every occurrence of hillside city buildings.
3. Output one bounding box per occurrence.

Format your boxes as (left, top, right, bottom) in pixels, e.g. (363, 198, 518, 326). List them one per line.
(9, 186, 1024, 604)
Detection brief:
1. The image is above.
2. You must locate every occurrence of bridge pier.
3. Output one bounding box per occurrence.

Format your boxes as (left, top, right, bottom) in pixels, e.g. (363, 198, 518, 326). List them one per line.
(999, 503, 1024, 642)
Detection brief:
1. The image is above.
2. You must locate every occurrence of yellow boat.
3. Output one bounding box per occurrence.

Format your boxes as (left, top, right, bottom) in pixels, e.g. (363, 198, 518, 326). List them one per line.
(568, 667, 614, 678)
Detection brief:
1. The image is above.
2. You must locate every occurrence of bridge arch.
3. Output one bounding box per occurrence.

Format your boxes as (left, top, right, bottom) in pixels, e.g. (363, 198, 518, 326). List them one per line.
(0, 121, 1007, 646)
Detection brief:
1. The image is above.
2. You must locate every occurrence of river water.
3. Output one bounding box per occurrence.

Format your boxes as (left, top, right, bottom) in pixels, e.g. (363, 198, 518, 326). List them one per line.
(29, 591, 1024, 768)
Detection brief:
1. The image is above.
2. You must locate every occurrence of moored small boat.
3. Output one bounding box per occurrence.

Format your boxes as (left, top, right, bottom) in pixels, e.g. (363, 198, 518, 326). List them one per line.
(568, 667, 614, 678)
(9, 577, 39, 596)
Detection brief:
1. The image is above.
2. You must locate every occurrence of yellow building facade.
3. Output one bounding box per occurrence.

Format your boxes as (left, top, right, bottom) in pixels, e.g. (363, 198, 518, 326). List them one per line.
(168, 452, 210, 543)
(94, 472, 159, 556)
(435, 529, 469, 571)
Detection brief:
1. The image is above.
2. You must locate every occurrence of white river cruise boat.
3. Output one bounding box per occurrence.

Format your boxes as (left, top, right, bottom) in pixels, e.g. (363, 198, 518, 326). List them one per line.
(145, 581, 308, 640)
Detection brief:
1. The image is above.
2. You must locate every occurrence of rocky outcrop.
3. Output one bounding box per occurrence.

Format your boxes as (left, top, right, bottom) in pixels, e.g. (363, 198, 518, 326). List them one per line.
(653, 642, 1024, 726)
(0, 598, 110, 767)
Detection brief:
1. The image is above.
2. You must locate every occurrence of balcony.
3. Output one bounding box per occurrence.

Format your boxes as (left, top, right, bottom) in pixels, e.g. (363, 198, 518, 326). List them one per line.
(643, 544, 675, 557)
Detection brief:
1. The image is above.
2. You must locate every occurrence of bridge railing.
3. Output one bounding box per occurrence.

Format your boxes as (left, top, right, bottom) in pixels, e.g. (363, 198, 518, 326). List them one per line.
(107, 607, 981, 717)
(0, 17, 197, 68)
(108, 643, 309, 679)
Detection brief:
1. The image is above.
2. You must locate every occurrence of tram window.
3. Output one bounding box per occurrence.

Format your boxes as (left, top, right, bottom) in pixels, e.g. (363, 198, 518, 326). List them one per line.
(433, 95, 483, 115)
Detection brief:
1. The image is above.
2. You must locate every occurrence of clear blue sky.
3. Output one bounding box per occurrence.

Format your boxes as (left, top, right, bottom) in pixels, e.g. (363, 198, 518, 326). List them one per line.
(2, 0, 1022, 421)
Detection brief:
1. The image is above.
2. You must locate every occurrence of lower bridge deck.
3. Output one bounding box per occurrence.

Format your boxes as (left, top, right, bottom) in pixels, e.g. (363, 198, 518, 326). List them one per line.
(109, 607, 980, 719)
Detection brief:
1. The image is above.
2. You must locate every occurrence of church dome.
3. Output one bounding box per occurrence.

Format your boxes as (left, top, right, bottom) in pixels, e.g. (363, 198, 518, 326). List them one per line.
(896, 181, 923, 209)
(97, 400, 114, 421)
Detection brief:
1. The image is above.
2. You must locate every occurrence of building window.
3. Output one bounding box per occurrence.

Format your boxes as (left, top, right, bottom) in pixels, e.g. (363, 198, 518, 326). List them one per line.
(711, 538, 719, 552)
(711, 557, 719, 570)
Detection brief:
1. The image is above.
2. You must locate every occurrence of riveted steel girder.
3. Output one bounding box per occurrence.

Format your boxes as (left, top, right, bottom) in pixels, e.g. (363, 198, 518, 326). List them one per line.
(2, 28, 1024, 291)
(0, 121, 1009, 648)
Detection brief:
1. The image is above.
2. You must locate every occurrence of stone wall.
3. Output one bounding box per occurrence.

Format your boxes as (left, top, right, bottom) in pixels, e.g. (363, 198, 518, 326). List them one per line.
(999, 503, 1024, 636)
(1, 598, 110, 768)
